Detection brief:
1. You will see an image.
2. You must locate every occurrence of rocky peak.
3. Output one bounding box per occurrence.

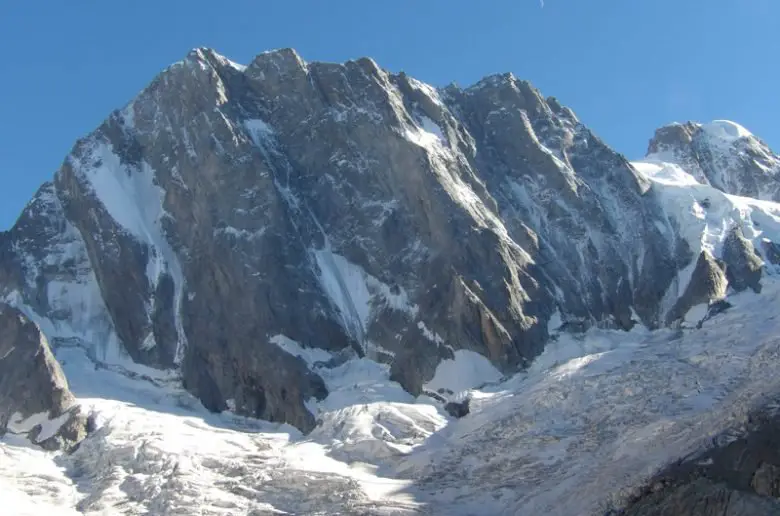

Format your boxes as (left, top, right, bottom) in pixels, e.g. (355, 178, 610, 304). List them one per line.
(647, 121, 699, 155)
(248, 47, 307, 73)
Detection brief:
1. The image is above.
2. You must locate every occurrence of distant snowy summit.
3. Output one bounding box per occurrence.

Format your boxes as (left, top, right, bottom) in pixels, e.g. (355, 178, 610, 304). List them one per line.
(645, 119, 780, 200)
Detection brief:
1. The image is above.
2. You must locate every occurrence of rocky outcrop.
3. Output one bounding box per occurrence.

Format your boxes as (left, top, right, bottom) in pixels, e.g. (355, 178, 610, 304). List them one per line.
(0, 303, 87, 450)
(617, 408, 780, 516)
(666, 250, 727, 325)
(617, 478, 780, 515)
(723, 226, 763, 293)
(647, 122, 707, 182)
(444, 398, 470, 418)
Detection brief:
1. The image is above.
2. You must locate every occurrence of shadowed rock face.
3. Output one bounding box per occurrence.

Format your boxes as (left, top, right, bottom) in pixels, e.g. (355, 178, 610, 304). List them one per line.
(0, 304, 87, 450)
(0, 48, 772, 432)
(763, 240, 780, 266)
(722, 226, 763, 293)
(617, 479, 780, 516)
(616, 409, 780, 516)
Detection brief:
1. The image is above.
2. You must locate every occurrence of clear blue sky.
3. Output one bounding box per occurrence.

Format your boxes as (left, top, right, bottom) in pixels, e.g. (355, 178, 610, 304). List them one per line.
(1, 0, 778, 229)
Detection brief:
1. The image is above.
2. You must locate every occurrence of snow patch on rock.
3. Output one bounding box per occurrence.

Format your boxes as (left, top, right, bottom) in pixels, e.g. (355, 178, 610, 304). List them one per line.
(313, 249, 418, 350)
(7, 411, 73, 443)
(417, 320, 444, 344)
(243, 118, 275, 145)
(269, 334, 332, 366)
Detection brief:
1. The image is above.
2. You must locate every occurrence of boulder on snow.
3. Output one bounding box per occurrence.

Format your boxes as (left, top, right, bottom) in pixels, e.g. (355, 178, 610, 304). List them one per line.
(445, 398, 471, 418)
(0, 303, 87, 450)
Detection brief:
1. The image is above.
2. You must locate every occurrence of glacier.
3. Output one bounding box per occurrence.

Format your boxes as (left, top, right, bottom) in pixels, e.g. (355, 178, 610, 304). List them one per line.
(3, 275, 780, 514)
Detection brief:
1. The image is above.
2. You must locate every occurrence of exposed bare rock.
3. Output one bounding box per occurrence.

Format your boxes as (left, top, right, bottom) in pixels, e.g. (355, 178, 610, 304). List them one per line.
(0, 303, 87, 450)
(617, 409, 780, 516)
(666, 250, 727, 325)
(723, 225, 764, 293)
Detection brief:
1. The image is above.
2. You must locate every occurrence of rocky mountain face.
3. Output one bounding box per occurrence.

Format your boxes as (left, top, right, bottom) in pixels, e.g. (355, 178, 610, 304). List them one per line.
(1, 47, 779, 441)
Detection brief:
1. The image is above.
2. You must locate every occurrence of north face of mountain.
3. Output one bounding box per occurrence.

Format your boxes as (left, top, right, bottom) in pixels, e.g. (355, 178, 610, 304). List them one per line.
(2, 47, 778, 433)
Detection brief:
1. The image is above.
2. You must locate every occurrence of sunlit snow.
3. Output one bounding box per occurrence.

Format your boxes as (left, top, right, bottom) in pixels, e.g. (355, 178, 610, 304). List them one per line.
(7, 410, 73, 443)
(701, 119, 753, 142)
(4, 277, 780, 514)
(424, 350, 503, 394)
(632, 158, 780, 319)
(269, 334, 333, 366)
(313, 248, 418, 351)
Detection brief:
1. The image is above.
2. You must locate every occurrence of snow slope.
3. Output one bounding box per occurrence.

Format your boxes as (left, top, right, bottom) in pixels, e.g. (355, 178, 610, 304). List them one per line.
(402, 282, 780, 514)
(633, 158, 780, 319)
(4, 275, 780, 514)
(313, 248, 419, 355)
(701, 120, 753, 142)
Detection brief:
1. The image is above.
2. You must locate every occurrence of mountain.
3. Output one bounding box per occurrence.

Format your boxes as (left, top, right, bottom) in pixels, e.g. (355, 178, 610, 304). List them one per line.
(2, 47, 780, 514)
(0, 47, 686, 431)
